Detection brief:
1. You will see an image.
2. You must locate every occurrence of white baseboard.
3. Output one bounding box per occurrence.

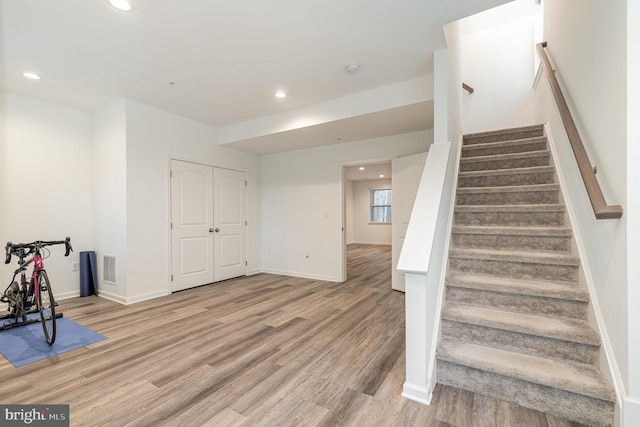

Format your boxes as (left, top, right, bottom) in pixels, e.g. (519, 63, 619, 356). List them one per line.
(87, 288, 168, 305)
(125, 289, 170, 304)
(94, 289, 127, 304)
(54, 291, 80, 301)
(349, 241, 391, 246)
(402, 382, 433, 405)
(259, 269, 340, 282)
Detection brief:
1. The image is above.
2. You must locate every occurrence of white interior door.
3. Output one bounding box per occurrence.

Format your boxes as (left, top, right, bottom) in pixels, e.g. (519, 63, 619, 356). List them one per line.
(391, 151, 427, 292)
(171, 160, 214, 291)
(213, 167, 246, 282)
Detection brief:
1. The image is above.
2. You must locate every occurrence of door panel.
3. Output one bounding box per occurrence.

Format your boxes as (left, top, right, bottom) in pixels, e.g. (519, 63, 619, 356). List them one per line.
(391, 152, 427, 292)
(171, 160, 214, 291)
(213, 168, 246, 282)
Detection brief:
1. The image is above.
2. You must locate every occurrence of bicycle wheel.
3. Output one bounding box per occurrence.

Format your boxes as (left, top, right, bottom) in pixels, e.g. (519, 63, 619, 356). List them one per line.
(36, 270, 56, 345)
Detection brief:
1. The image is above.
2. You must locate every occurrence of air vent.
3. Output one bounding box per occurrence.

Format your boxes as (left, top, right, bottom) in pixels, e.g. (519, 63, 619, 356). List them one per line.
(103, 255, 117, 284)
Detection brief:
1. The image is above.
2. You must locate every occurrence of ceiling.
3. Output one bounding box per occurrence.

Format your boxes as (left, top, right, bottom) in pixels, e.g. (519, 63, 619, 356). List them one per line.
(0, 0, 512, 154)
(345, 163, 392, 181)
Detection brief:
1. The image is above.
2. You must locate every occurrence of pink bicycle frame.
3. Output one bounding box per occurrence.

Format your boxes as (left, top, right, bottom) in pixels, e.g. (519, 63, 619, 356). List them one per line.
(30, 254, 45, 301)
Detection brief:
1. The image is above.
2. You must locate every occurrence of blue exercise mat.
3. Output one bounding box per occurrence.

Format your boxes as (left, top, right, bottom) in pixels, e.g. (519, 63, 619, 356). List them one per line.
(0, 315, 106, 367)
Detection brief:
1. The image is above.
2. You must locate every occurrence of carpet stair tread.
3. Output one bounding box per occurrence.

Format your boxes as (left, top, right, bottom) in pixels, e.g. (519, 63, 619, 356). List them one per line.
(457, 183, 559, 194)
(446, 273, 586, 301)
(441, 303, 600, 345)
(457, 166, 556, 188)
(455, 204, 565, 213)
(458, 165, 555, 179)
(449, 247, 580, 266)
(461, 136, 548, 157)
(461, 149, 550, 164)
(463, 124, 545, 145)
(437, 338, 616, 402)
(451, 225, 572, 238)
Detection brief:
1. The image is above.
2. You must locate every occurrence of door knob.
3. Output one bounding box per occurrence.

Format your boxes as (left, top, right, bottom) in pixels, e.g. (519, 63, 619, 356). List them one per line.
(209, 228, 214, 233)
(214, 228, 220, 233)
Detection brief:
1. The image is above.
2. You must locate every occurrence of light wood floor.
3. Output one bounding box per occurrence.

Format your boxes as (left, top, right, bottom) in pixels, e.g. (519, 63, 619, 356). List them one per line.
(0, 244, 585, 426)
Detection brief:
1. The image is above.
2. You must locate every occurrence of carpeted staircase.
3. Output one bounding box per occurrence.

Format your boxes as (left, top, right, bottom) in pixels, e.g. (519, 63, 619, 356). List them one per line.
(436, 125, 616, 426)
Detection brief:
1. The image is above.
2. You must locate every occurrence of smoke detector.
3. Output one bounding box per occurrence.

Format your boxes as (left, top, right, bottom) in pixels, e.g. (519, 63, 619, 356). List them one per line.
(346, 63, 360, 74)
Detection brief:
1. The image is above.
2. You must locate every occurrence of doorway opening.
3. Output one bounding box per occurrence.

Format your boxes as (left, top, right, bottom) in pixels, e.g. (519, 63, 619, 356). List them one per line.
(342, 152, 427, 291)
(342, 161, 392, 282)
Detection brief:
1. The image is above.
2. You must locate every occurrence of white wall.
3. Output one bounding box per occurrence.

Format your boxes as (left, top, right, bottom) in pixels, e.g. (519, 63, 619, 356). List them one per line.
(627, 0, 640, 421)
(533, 0, 635, 422)
(351, 178, 392, 245)
(124, 100, 262, 303)
(443, 23, 462, 144)
(0, 91, 93, 299)
(460, 7, 537, 133)
(91, 100, 128, 302)
(261, 130, 432, 281)
(344, 179, 354, 244)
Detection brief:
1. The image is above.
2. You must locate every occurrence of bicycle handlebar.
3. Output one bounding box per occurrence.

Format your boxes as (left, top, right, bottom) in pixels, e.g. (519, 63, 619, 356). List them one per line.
(4, 237, 73, 264)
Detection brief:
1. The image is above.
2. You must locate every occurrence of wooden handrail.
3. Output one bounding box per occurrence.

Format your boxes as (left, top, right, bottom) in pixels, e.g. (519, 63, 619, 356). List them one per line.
(462, 83, 474, 94)
(536, 42, 623, 219)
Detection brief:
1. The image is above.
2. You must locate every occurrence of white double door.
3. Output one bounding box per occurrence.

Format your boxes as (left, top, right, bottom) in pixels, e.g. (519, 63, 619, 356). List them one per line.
(170, 160, 246, 292)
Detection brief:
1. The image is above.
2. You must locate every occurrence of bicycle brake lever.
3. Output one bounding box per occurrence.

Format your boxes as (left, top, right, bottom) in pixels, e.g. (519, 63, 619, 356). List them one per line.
(4, 242, 12, 265)
(64, 237, 73, 256)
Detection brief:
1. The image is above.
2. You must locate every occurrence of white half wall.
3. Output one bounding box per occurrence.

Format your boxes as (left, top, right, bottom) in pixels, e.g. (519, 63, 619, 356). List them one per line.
(0, 91, 93, 299)
(261, 130, 432, 281)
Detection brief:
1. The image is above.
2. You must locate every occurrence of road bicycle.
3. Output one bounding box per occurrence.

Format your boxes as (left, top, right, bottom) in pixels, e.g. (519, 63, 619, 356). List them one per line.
(1, 238, 73, 345)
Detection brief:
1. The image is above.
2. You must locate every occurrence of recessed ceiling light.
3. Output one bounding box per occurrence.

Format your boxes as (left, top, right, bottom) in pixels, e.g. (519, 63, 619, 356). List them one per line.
(359, 167, 365, 171)
(22, 72, 41, 80)
(109, 0, 132, 12)
(275, 91, 286, 99)
(346, 63, 360, 74)
(379, 174, 385, 178)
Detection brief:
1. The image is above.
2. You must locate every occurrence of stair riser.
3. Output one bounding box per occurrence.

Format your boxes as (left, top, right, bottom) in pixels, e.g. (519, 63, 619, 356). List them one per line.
(437, 360, 614, 426)
(454, 211, 565, 227)
(441, 320, 599, 366)
(460, 155, 550, 172)
(462, 140, 547, 158)
(449, 258, 579, 282)
(464, 129, 544, 145)
(445, 286, 586, 319)
(456, 190, 559, 206)
(458, 172, 555, 188)
(451, 233, 571, 253)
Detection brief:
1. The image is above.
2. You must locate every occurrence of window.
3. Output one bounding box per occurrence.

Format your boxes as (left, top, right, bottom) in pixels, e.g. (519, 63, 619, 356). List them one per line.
(370, 188, 391, 223)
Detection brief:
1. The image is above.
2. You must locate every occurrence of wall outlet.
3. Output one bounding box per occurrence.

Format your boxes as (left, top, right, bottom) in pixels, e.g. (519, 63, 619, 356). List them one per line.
(72, 262, 79, 272)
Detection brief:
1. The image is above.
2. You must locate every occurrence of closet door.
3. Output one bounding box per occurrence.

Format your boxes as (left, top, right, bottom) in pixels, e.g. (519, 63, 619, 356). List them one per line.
(213, 167, 246, 282)
(170, 160, 214, 291)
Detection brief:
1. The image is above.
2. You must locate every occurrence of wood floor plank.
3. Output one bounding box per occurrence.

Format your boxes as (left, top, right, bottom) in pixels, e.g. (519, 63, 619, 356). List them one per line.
(315, 388, 372, 427)
(0, 244, 586, 426)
